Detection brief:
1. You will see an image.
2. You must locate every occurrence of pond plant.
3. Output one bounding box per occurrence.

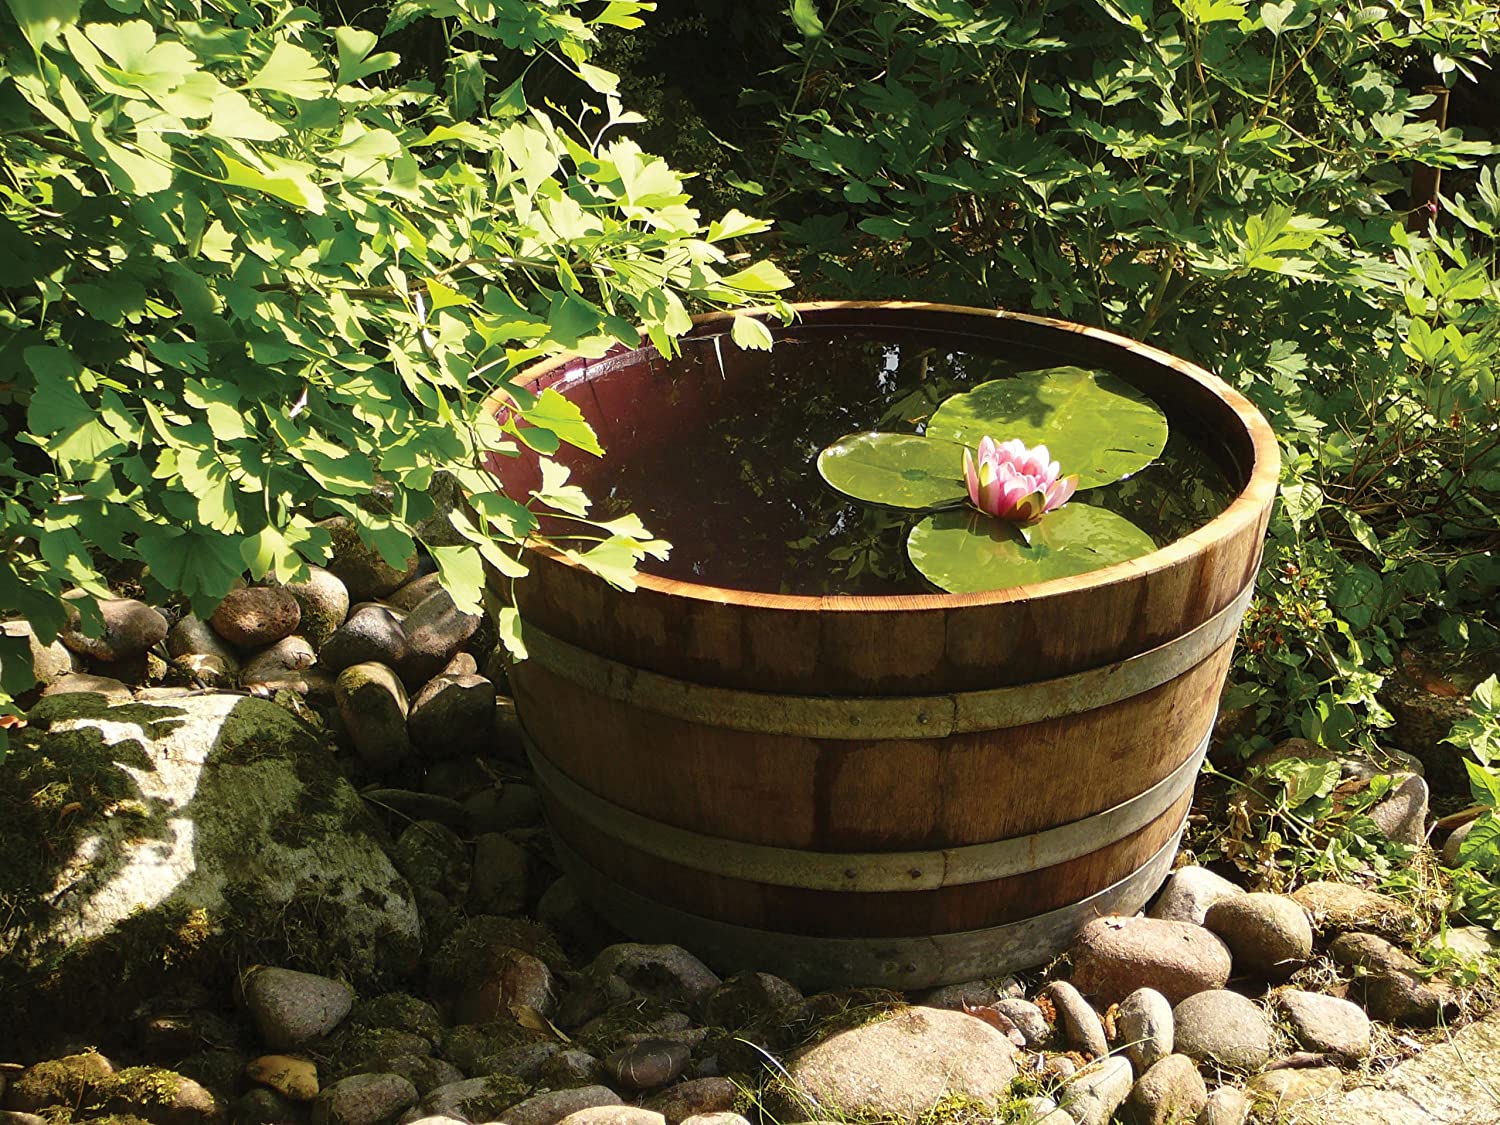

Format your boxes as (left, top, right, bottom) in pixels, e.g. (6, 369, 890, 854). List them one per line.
(817, 366, 1169, 591)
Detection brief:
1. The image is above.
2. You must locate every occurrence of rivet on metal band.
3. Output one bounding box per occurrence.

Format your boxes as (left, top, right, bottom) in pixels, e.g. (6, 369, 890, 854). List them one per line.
(516, 580, 1254, 740)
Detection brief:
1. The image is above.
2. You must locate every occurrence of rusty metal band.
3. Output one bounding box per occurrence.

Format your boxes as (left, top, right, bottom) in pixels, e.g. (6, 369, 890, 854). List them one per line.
(526, 722, 1209, 892)
(517, 580, 1254, 739)
(550, 823, 1185, 991)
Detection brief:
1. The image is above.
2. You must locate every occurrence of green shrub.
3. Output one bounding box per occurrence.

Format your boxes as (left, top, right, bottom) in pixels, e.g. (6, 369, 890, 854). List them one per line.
(771, 0, 1500, 756)
(0, 0, 791, 744)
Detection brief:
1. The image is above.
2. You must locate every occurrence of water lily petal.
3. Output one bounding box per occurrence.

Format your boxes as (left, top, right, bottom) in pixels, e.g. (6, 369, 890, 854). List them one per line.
(963, 449, 979, 507)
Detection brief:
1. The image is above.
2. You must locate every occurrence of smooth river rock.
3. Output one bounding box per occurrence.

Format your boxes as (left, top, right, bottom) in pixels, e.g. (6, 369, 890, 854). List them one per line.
(1204, 892, 1313, 978)
(1068, 915, 1232, 1005)
(780, 1007, 1017, 1122)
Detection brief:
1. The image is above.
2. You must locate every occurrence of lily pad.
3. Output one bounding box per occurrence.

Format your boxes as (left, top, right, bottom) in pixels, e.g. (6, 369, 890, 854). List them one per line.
(905, 504, 1157, 593)
(817, 432, 969, 509)
(925, 366, 1167, 489)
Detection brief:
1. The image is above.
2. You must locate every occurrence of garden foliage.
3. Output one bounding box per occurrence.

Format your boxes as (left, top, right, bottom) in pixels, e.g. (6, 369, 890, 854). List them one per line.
(0, 0, 789, 742)
(769, 0, 1500, 756)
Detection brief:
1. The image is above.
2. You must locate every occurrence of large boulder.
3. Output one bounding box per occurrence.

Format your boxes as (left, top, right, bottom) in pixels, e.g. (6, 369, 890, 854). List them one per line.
(0, 693, 420, 1050)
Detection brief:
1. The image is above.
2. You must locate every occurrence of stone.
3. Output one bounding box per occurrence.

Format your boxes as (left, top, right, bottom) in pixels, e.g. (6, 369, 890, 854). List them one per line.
(1058, 1056, 1133, 1125)
(1116, 987, 1173, 1073)
(467, 833, 530, 916)
(1039, 980, 1108, 1058)
(245, 967, 356, 1050)
(779, 1007, 1017, 1122)
(105, 1067, 225, 1125)
(279, 567, 350, 648)
(37, 672, 132, 703)
(557, 1111, 664, 1125)
(398, 591, 481, 686)
(322, 1028, 434, 1081)
(322, 517, 418, 601)
(641, 1079, 735, 1125)
(678, 1116, 747, 1125)
(4, 1052, 115, 1113)
(211, 588, 301, 649)
(166, 616, 240, 670)
(499, 1088, 623, 1125)
(336, 663, 411, 775)
(1172, 990, 1272, 1072)
(1147, 865, 1245, 925)
(919, 978, 1019, 1010)
(537, 1051, 603, 1088)
(493, 697, 525, 761)
(1284, 1005, 1500, 1124)
(0, 694, 419, 1041)
(422, 757, 493, 802)
(1247, 1067, 1343, 1109)
(240, 636, 317, 688)
(1276, 990, 1370, 1062)
(1289, 881, 1420, 941)
(1380, 645, 1481, 795)
(2, 619, 73, 688)
(464, 784, 543, 834)
(61, 597, 168, 662)
(245, 1056, 319, 1101)
(703, 972, 803, 1031)
(387, 1057, 463, 1099)
(421, 1078, 530, 1121)
(234, 1087, 301, 1125)
(1041, 1056, 1077, 1083)
(1432, 924, 1499, 961)
(347, 992, 444, 1046)
(1203, 893, 1313, 978)
(589, 944, 721, 1010)
(389, 574, 445, 613)
(1442, 820, 1474, 867)
(454, 947, 556, 1025)
(992, 998, 1049, 1048)
(441, 652, 478, 677)
(1068, 915, 1232, 1005)
(322, 606, 408, 674)
(1369, 774, 1430, 845)
(361, 790, 474, 834)
(1329, 932, 1456, 1026)
(409, 675, 497, 760)
(603, 1040, 689, 1092)
(393, 819, 469, 900)
(536, 877, 616, 960)
(311, 1074, 417, 1125)
(1200, 1086, 1250, 1125)
(173, 653, 237, 688)
(1127, 1054, 1206, 1125)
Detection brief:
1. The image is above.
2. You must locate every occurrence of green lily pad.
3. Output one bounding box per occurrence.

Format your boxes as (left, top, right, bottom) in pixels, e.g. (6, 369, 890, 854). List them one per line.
(906, 503, 1157, 593)
(817, 432, 969, 510)
(925, 366, 1168, 489)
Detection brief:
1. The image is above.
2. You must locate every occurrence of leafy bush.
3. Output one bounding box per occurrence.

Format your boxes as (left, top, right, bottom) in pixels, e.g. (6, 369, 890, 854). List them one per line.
(768, 0, 1500, 757)
(0, 0, 790, 741)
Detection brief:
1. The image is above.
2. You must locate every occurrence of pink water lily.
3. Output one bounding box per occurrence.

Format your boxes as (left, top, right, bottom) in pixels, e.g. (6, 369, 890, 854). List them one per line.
(962, 436, 1079, 522)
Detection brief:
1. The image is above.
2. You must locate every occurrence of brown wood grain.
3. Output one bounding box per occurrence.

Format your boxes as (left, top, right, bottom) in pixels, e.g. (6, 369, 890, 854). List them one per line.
(545, 788, 1193, 938)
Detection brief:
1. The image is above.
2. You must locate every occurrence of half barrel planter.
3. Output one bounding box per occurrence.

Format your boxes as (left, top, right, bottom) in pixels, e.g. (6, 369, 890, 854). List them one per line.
(487, 301, 1279, 990)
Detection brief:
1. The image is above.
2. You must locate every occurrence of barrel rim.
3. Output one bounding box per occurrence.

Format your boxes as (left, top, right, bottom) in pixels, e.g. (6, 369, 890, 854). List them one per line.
(491, 300, 1281, 612)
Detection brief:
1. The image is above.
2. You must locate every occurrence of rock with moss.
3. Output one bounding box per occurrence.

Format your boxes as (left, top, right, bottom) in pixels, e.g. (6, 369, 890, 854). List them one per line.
(103, 1066, 226, 1125)
(3, 1052, 116, 1114)
(438, 1023, 552, 1078)
(310, 1074, 416, 1125)
(586, 946, 719, 1013)
(320, 1027, 432, 1082)
(346, 994, 444, 1049)
(0, 693, 420, 1048)
(420, 1076, 531, 1122)
(427, 917, 568, 1012)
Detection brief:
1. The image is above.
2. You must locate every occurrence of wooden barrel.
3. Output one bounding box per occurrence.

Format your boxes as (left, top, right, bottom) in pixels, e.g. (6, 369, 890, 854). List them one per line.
(488, 302, 1279, 990)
